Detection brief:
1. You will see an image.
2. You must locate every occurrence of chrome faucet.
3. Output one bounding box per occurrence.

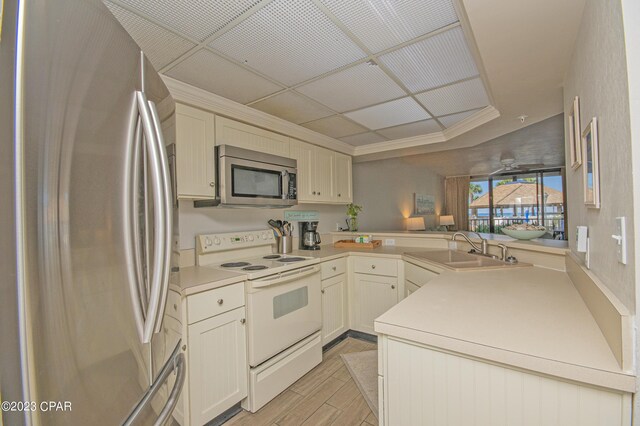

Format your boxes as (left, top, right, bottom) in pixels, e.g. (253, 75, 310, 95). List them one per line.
(451, 232, 489, 255)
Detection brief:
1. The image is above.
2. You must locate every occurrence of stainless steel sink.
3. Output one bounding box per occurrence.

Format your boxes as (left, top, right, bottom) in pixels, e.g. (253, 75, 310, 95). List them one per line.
(404, 250, 531, 271)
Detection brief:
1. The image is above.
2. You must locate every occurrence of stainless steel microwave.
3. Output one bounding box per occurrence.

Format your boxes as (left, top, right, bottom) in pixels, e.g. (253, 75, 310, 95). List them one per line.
(216, 145, 297, 208)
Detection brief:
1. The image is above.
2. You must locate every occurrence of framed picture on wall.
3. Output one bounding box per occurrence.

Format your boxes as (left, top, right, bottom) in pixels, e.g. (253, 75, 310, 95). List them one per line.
(414, 193, 435, 215)
(569, 96, 582, 169)
(582, 117, 600, 208)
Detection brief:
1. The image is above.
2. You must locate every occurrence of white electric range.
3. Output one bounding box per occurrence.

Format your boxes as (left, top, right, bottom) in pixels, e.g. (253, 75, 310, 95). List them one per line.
(196, 230, 323, 412)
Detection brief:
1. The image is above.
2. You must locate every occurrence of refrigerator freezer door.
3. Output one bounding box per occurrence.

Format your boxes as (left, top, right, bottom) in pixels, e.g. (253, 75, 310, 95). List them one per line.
(16, 0, 176, 424)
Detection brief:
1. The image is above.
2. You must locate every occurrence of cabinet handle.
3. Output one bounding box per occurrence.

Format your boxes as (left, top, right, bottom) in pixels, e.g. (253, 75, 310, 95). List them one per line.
(391, 285, 396, 289)
(371, 265, 376, 269)
(332, 266, 337, 271)
(209, 181, 215, 187)
(240, 318, 246, 324)
(217, 299, 223, 305)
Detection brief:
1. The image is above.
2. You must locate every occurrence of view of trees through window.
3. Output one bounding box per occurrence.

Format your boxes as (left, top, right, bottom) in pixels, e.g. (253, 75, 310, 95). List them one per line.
(468, 170, 566, 240)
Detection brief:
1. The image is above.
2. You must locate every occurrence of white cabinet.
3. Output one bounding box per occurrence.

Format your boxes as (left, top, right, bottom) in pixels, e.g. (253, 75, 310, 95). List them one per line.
(175, 103, 216, 199)
(333, 152, 352, 203)
(321, 274, 348, 345)
(290, 139, 349, 204)
(403, 261, 441, 299)
(187, 306, 247, 426)
(215, 116, 289, 157)
(353, 274, 398, 335)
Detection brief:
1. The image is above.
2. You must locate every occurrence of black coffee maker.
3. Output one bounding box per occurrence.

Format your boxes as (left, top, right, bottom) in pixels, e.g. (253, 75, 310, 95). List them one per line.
(299, 221, 321, 250)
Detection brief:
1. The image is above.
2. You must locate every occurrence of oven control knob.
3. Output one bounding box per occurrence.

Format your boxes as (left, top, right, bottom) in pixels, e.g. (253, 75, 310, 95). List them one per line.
(248, 235, 254, 242)
(213, 238, 221, 245)
(205, 237, 212, 247)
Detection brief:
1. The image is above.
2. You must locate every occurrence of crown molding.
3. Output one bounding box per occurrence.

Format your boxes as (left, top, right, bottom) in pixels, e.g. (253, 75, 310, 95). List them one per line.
(161, 76, 356, 155)
(353, 105, 500, 156)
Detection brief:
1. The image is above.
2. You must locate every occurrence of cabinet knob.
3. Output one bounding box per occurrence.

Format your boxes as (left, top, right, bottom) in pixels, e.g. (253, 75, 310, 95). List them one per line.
(318, 192, 321, 195)
(332, 266, 336, 271)
(173, 303, 177, 311)
(209, 181, 215, 187)
(391, 285, 396, 289)
(312, 191, 316, 195)
(217, 299, 224, 305)
(240, 318, 246, 324)
(321, 289, 325, 294)
(182, 344, 187, 351)
(371, 265, 376, 269)
(338, 193, 341, 197)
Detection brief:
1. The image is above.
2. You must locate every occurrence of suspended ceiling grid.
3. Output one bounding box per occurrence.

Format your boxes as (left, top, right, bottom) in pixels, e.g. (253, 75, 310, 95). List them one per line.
(104, 0, 494, 147)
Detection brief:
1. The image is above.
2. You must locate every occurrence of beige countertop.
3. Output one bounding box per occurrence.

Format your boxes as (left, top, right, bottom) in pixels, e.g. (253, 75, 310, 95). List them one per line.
(375, 267, 635, 392)
(331, 230, 569, 255)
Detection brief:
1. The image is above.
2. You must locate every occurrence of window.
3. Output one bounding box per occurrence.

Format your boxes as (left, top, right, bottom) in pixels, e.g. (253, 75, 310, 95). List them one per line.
(468, 169, 566, 240)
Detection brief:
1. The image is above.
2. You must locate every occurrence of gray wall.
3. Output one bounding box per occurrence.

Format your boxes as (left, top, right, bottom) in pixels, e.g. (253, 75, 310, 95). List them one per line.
(178, 203, 348, 249)
(563, 0, 635, 310)
(352, 157, 444, 231)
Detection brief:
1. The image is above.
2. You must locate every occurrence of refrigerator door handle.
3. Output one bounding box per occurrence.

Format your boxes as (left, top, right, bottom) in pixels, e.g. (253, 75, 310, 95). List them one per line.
(135, 91, 166, 343)
(123, 341, 186, 426)
(125, 98, 150, 342)
(147, 99, 173, 334)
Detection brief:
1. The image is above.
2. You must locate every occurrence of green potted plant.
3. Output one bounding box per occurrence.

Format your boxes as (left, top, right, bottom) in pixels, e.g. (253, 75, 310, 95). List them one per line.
(346, 203, 363, 232)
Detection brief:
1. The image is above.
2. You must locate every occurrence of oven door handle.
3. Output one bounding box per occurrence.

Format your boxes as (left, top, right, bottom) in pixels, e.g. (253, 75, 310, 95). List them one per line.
(250, 265, 320, 288)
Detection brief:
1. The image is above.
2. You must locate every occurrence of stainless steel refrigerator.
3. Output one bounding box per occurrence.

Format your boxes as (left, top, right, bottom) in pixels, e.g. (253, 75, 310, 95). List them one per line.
(1, 0, 184, 424)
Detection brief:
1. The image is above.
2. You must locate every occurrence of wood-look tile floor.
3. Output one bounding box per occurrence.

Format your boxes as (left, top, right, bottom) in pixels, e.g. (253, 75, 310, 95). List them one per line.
(226, 337, 378, 426)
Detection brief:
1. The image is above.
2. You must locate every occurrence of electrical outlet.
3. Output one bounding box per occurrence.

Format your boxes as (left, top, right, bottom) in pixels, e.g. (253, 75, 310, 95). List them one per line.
(335, 222, 341, 231)
(384, 239, 396, 246)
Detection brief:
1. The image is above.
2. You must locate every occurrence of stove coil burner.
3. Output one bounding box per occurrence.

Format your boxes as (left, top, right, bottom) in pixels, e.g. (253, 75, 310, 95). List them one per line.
(263, 255, 281, 259)
(242, 265, 269, 271)
(221, 262, 250, 268)
(278, 257, 306, 263)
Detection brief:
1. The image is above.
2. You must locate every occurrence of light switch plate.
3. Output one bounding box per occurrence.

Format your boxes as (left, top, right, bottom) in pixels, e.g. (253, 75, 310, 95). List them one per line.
(614, 217, 627, 264)
(576, 226, 588, 252)
(384, 239, 396, 246)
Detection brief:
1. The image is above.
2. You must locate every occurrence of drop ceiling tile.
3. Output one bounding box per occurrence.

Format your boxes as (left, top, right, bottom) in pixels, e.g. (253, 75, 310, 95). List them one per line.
(296, 62, 406, 112)
(250, 91, 334, 124)
(378, 27, 478, 93)
(344, 97, 430, 130)
(339, 132, 388, 146)
(301, 115, 368, 138)
(438, 109, 479, 128)
(378, 119, 442, 139)
(113, 0, 260, 42)
(319, 0, 458, 53)
(105, 2, 196, 69)
(165, 49, 283, 104)
(415, 78, 489, 116)
(209, 0, 366, 86)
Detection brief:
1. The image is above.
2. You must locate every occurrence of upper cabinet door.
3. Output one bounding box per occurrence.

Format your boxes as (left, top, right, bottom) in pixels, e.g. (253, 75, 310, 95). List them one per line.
(175, 103, 216, 199)
(290, 139, 315, 202)
(215, 116, 289, 157)
(313, 147, 335, 202)
(334, 152, 352, 204)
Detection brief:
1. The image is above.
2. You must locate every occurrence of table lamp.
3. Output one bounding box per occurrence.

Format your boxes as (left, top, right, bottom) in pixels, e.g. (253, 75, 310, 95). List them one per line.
(406, 216, 426, 231)
(440, 215, 455, 231)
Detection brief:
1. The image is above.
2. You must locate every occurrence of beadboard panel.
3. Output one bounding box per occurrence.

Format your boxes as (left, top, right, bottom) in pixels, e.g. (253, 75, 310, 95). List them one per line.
(384, 338, 631, 426)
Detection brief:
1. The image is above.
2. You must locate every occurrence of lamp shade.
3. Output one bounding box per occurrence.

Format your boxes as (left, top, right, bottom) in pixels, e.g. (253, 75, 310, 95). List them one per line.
(406, 216, 426, 231)
(440, 215, 455, 226)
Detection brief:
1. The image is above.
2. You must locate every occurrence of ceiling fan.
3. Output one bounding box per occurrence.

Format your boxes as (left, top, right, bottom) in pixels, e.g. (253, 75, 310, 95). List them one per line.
(489, 157, 545, 176)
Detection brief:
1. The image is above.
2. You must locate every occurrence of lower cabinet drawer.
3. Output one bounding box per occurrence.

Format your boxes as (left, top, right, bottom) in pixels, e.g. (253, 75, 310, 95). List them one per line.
(353, 257, 398, 277)
(187, 282, 245, 324)
(321, 257, 347, 280)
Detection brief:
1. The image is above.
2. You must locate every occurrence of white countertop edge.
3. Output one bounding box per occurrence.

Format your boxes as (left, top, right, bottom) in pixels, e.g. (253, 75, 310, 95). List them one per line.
(375, 322, 635, 393)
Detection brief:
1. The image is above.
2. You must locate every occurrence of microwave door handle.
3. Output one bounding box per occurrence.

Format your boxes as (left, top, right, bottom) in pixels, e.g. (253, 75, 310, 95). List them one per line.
(281, 170, 289, 200)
